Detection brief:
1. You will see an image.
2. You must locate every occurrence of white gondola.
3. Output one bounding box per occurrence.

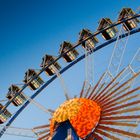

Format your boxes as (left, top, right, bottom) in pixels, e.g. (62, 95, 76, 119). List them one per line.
(79, 29, 98, 51)
(40, 54, 61, 76)
(0, 104, 12, 124)
(6, 85, 26, 106)
(59, 41, 79, 62)
(118, 8, 139, 31)
(23, 69, 44, 90)
(98, 18, 118, 40)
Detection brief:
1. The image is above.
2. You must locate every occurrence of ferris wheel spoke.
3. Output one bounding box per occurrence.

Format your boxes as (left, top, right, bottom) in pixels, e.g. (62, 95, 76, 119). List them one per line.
(103, 87, 138, 107)
(95, 125, 140, 140)
(107, 23, 130, 78)
(24, 94, 54, 115)
(100, 73, 140, 108)
(92, 68, 127, 101)
(118, 49, 140, 96)
(37, 133, 50, 140)
(88, 72, 106, 99)
(80, 81, 92, 98)
(104, 48, 140, 95)
(129, 48, 140, 73)
(79, 29, 97, 90)
(84, 48, 95, 92)
(33, 126, 50, 137)
(34, 129, 50, 137)
(126, 49, 140, 134)
(32, 124, 51, 140)
(33, 125, 50, 131)
(0, 125, 36, 138)
(51, 65, 70, 100)
(85, 49, 90, 88)
(84, 84, 92, 98)
(91, 82, 107, 100)
(85, 131, 104, 140)
(79, 81, 86, 98)
(92, 71, 115, 97)
(92, 67, 127, 99)
(94, 129, 120, 140)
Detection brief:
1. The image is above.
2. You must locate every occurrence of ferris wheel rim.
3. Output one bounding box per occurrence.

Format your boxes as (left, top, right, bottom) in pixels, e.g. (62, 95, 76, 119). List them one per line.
(0, 14, 139, 119)
(1, 14, 140, 115)
(0, 26, 140, 138)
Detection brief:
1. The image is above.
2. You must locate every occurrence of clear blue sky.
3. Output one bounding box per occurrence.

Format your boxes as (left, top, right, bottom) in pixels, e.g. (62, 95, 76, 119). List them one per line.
(0, 0, 140, 140)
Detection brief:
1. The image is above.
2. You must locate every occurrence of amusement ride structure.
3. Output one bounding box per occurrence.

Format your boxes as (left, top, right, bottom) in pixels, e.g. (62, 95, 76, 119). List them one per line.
(0, 7, 140, 140)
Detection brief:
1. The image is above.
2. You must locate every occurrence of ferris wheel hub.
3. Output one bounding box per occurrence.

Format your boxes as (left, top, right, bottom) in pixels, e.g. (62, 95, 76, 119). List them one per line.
(50, 98, 101, 138)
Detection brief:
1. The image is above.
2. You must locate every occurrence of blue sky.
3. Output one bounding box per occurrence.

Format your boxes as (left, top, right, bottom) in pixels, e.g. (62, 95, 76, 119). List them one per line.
(0, 0, 140, 140)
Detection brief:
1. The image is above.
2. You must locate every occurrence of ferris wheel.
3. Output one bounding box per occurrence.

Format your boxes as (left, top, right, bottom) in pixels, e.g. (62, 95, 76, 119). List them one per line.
(0, 7, 140, 140)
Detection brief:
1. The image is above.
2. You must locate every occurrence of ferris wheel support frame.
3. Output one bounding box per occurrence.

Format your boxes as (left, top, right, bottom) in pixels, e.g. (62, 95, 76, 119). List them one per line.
(0, 26, 140, 137)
